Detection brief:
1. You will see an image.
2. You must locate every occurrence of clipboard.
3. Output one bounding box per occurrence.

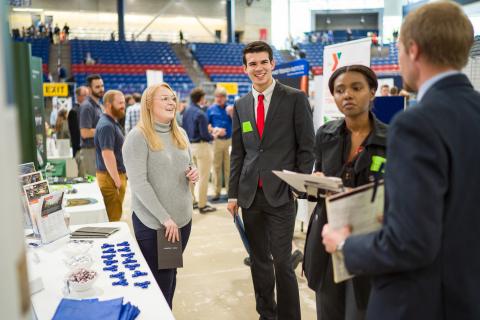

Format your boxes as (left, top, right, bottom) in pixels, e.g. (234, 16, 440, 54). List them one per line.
(326, 181, 385, 283)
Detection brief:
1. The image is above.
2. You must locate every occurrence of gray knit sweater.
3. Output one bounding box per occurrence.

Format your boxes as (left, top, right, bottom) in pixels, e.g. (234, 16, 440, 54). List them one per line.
(122, 122, 193, 229)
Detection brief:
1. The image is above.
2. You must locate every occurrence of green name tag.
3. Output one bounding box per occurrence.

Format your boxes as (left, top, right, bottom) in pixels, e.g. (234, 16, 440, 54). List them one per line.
(242, 121, 253, 133)
(370, 155, 386, 173)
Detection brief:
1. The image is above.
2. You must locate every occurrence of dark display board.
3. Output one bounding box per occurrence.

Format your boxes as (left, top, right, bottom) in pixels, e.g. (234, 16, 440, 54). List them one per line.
(31, 57, 47, 166)
(13, 42, 46, 168)
(372, 96, 405, 124)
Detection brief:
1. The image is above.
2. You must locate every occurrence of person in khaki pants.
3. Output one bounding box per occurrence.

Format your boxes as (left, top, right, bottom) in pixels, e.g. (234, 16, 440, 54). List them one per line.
(94, 90, 127, 221)
(182, 88, 218, 213)
(207, 87, 232, 201)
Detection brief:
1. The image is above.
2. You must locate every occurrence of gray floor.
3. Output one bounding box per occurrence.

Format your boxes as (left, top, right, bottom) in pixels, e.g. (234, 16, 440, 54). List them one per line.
(121, 186, 317, 319)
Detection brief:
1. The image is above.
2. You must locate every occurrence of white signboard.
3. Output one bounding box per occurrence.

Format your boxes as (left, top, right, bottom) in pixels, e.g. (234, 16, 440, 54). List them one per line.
(312, 75, 323, 131)
(376, 78, 395, 96)
(322, 38, 372, 121)
(146, 70, 164, 86)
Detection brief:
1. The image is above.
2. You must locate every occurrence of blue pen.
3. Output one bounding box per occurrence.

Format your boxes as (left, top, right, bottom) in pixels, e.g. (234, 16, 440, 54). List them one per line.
(103, 265, 118, 272)
(110, 272, 125, 279)
(112, 279, 129, 286)
(122, 259, 138, 264)
(125, 263, 141, 270)
(103, 259, 118, 266)
(132, 271, 148, 278)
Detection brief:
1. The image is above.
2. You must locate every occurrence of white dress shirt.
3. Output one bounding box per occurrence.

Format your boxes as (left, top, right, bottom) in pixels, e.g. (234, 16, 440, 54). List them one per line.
(251, 79, 276, 121)
(417, 70, 460, 102)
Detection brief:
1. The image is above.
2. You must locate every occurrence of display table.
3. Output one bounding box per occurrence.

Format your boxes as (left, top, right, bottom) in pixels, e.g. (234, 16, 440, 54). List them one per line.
(62, 182, 109, 225)
(29, 222, 174, 319)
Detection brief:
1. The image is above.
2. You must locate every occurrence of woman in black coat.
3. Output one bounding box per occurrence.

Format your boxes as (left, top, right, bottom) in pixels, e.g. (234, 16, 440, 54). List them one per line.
(303, 65, 388, 320)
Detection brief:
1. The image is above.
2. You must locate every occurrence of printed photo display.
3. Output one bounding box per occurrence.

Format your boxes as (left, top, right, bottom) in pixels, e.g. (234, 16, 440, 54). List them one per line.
(18, 162, 36, 175)
(19, 171, 43, 187)
(23, 180, 50, 203)
(41, 191, 64, 217)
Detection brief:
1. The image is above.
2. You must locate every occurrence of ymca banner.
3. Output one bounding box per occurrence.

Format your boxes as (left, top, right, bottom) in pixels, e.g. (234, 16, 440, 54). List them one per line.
(322, 38, 371, 121)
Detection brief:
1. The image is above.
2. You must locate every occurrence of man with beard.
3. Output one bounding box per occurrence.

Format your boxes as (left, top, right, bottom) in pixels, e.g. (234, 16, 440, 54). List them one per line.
(78, 74, 105, 176)
(94, 90, 127, 221)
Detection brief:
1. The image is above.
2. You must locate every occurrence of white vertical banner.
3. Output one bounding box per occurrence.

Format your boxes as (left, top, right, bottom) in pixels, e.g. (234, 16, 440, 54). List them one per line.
(312, 75, 323, 131)
(322, 38, 372, 121)
(146, 70, 164, 86)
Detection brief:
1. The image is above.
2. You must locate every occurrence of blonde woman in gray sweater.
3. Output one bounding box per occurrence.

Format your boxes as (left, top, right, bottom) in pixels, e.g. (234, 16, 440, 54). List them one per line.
(122, 83, 198, 309)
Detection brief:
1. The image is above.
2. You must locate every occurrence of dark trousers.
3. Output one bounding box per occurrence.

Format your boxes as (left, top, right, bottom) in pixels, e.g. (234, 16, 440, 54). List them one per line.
(132, 213, 192, 309)
(242, 188, 301, 320)
(315, 257, 366, 320)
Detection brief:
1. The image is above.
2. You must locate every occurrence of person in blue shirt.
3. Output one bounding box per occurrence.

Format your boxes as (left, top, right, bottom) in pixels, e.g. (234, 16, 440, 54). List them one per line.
(182, 88, 217, 213)
(207, 87, 232, 201)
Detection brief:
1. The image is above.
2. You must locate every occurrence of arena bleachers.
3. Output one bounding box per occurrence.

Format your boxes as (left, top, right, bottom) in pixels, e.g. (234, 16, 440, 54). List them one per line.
(299, 41, 399, 76)
(16, 37, 400, 100)
(70, 40, 194, 96)
(192, 42, 252, 101)
(15, 38, 50, 76)
(192, 43, 283, 103)
(192, 42, 284, 102)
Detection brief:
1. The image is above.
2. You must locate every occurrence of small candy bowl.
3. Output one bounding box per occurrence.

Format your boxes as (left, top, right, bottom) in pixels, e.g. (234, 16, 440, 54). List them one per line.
(64, 254, 94, 270)
(67, 268, 97, 292)
(63, 240, 92, 258)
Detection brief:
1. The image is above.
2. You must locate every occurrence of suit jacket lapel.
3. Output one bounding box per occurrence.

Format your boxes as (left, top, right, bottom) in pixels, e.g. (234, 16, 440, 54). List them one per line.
(245, 92, 260, 142)
(262, 82, 285, 142)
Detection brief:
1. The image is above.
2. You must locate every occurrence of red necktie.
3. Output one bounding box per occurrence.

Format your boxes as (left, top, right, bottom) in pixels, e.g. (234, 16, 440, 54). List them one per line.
(257, 94, 265, 187)
(257, 94, 265, 138)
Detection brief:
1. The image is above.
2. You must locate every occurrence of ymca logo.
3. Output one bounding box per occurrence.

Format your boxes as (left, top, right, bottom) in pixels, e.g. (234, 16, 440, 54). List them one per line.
(332, 52, 342, 71)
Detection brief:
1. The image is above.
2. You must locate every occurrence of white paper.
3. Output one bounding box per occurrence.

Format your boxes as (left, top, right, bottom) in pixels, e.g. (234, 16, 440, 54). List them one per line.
(326, 182, 384, 283)
(273, 170, 343, 193)
(34, 192, 70, 244)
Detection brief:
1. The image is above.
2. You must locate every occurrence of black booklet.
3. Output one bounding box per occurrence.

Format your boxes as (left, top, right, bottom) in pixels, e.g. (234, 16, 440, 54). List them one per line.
(70, 227, 119, 238)
(157, 230, 183, 269)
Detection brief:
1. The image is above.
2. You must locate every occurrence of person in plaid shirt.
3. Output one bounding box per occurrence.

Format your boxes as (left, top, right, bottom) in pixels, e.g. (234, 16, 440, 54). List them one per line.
(125, 93, 142, 134)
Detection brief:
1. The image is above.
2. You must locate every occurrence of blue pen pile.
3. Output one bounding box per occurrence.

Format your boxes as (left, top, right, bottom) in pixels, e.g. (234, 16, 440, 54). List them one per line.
(101, 241, 150, 289)
(52, 297, 140, 320)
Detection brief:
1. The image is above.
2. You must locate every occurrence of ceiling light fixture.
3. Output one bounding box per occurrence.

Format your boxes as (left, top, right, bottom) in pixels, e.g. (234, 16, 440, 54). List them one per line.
(12, 8, 44, 12)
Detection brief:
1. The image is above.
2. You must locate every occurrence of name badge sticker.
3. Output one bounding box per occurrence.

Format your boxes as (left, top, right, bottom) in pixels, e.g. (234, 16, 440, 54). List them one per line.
(242, 121, 253, 133)
(370, 155, 386, 173)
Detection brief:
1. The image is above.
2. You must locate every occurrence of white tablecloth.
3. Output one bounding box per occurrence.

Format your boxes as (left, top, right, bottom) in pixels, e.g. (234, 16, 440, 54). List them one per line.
(29, 222, 175, 319)
(63, 183, 109, 225)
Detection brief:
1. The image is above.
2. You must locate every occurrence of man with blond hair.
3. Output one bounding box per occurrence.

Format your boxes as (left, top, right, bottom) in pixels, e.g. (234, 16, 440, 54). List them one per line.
(322, 2, 480, 319)
(207, 86, 231, 201)
(94, 90, 127, 221)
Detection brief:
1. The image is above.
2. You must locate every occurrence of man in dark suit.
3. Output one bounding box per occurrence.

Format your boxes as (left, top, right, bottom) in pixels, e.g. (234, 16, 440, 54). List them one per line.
(228, 41, 315, 320)
(322, 2, 480, 319)
(68, 86, 89, 158)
